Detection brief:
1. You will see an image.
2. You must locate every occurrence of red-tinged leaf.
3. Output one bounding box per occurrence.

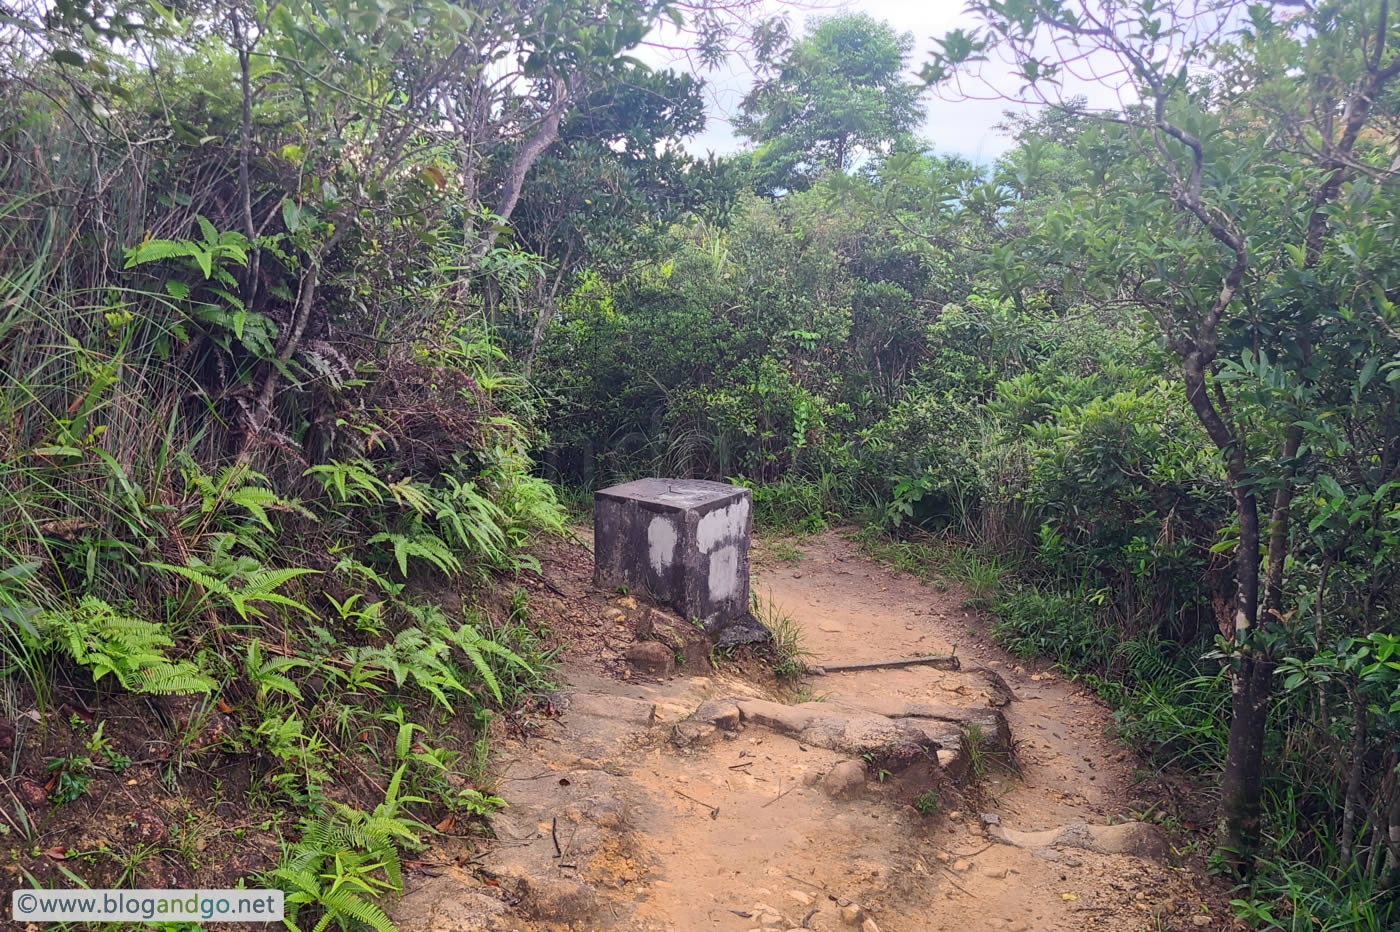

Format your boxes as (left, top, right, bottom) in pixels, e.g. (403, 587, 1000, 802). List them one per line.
(45, 847, 67, 860)
(421, 166, 446, 189)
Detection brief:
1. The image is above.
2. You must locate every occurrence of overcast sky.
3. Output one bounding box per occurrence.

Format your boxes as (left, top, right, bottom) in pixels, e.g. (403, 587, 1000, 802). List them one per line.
(639, 0, 1129, 165)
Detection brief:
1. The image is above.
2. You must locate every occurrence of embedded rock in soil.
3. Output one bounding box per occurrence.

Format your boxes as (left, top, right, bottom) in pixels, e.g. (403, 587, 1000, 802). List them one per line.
(392, 876, 506, 932)
(516, 875, 598, 923)
(713, 611, 773, 649)
(692, 698, 742, 730)
(672, 720, 718, 747)
(1032, 847, 1082, 866)
(734, 698, 935, 765)
(855, 700, 1013, 752)
(635, 606, 713, 670)
(994, 820, 1170, 861)
(564, 692, 656, 726)
(858, 702, 1012, 784)
(15, 776, 46, 808)
(822, 759, 867, 798)
(962, 666, 1017, 706)
(482, 757, 640, 928)
(624, 640, 675, 676)
(672, 698, 743, 748)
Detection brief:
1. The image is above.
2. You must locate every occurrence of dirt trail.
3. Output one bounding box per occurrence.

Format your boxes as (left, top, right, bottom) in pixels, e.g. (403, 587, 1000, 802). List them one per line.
(394, 530, 1228, 932)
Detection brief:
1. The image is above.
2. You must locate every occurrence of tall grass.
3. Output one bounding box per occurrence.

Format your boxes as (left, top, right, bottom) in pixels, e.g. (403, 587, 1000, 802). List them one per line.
(751, 590, 813, 677)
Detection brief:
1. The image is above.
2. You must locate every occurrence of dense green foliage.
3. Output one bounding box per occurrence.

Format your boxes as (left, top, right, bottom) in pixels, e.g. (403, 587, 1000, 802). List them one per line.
(0, 0, 750, 926)
(7, 0, 1400, 929)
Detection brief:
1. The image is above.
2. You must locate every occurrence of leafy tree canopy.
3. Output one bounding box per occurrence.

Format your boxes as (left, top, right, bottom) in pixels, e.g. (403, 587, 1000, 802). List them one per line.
(734, 13, 923, 194)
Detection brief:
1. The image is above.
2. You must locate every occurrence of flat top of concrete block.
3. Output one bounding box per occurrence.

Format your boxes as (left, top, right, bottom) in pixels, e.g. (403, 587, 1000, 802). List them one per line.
(596, 478, 747, 510)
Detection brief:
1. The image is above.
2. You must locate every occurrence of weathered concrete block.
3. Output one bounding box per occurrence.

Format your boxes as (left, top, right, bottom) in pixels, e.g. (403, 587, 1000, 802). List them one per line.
(593, 478, 751, 632)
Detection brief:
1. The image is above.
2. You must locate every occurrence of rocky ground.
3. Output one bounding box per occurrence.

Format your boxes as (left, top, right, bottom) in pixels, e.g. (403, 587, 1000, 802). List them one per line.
(391, 529, 1237, 932)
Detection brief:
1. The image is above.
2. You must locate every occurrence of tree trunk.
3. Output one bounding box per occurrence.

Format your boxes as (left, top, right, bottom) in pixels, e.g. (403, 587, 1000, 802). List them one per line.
(1183, 349, 1273, 870)
(524, 239, 573, 378)
(1340, 685, 1368, 868)
(1383, 756, 1400, 888)
(1220, 650, 1275, 867)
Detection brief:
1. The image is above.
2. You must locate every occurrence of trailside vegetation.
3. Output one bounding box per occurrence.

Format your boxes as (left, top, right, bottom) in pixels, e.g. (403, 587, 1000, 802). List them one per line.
(5, 0, 1400, 929)
(0, 0, 773, 926)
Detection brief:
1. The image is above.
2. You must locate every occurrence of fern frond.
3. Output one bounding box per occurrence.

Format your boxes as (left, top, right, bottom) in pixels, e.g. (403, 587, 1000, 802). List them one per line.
(137, 663, 217, 695)
(386, 479, 433, 515)
(366, 531, 460, 578)
(316, 890, 396, 932)
(34, 599, 213, 695)
(146, 560, 237, 601)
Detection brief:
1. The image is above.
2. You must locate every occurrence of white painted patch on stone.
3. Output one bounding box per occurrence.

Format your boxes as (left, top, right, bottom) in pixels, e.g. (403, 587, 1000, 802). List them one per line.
(647, 516, 678, 573)
(708, 544, 739, 600)
(696, 497, 750, 553)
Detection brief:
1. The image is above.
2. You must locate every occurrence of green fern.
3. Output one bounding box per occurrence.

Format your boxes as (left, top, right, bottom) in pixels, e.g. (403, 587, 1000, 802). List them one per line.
(303, 460, 389, 506)
(347, 626, 467, 710)
(228, 485, 315, 532)
(366, 529, 460, 578)
(271, 778, 426, 932)
(331, 557, 404, 597)
(450, 623, 532, 705)
(138, 665, 220, 695)
(146, 559, 320, 620)
(397, 605, 538, 706)
(251, 712, 331, 798)
(246, 639, 310, 705)
(123, 215, 249, 280)
(30, 598, 215, 695)
(433, 476, 507, 558)
(385, 478, 433, 515)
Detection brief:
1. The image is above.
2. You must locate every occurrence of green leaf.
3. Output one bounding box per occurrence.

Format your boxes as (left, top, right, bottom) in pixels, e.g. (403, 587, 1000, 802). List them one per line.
(282, 199, 302, 234)
(1317, 474, 1345, 501)
(33, 445, 83, 458)
(1358, 357, 1379, 391)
